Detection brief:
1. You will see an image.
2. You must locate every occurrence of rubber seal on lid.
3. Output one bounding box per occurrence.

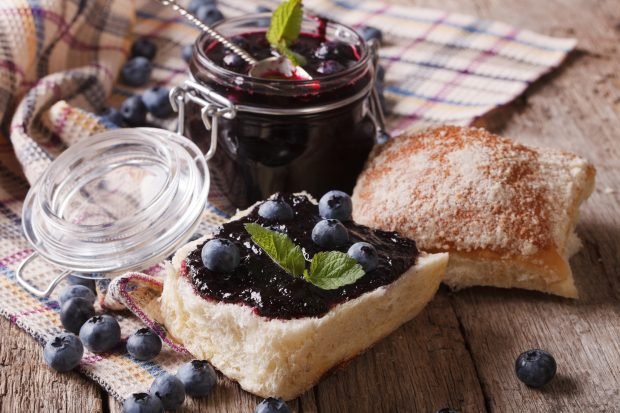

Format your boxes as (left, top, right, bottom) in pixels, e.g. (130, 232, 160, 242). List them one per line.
(21, 128, 209, 274)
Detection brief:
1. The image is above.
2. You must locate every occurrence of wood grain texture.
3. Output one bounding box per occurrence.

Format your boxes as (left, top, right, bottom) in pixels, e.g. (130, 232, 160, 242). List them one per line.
(3, 0, 620, 412)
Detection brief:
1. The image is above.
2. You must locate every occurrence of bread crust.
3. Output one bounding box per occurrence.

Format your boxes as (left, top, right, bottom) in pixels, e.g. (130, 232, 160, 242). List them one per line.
(159, 196, 449, 399)
(352, 125, 596, 298)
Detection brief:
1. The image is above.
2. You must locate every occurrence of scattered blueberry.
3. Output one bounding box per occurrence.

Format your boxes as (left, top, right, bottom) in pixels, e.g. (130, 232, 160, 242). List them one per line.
(223, 52, 244, 68)
(123, 392, 164, 413)
(258, 200, 294, 221)
(127, 328, 162, 361)
(43, 333, 84, 372)
(79, 314, 121, 353)
(187, 0, 217, 15)
(376, 64, 385, 82)
(255, 397, 291, 413)
(347, 242, 378, 272)
(120, 56, 152, 87)
(120, 95, 148, 126)
(182, 44, 193, 62)
(515, 349, 557, 388)
(59, 285, 96, 306)
(314, 41, 354, 61)
(196, 5, 224, 26)
(150, 373, 186, 410)
(201, 238, 240, 273)
(358, 25, 383, 43)
(317, 60, 345, 75)
(68, 274, 97, 292)
(311, 219, 349, 249)
(256, 5, 271, 13)
(100, 108, 124, 127)
(176, 360, 217, 397)
(131, 38, 157, 60)
(142, 87, 173, 118)
(318, 190, 353, 221)
(60, 297, 96, 334)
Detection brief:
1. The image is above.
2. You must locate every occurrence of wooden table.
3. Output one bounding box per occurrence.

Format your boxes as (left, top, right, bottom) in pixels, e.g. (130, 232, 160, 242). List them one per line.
(1, 0, 619, 411)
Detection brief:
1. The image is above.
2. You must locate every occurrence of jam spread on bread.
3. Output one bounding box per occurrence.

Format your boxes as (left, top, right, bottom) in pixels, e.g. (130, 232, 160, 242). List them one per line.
(183, 194, 419, 319)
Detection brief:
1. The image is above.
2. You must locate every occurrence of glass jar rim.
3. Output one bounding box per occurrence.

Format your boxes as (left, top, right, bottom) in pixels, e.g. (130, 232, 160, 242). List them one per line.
(192, 13, 371, 91)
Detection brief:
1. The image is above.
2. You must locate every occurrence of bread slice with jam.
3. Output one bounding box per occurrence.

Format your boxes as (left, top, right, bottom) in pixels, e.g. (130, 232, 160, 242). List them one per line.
(160, 193, 448, 400)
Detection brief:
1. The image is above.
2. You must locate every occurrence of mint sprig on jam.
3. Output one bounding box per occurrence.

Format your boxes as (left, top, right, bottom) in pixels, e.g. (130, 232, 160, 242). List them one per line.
(245, 223, 305, 277)
(266, 0, 307, 67)
(244, 223, 365, 290)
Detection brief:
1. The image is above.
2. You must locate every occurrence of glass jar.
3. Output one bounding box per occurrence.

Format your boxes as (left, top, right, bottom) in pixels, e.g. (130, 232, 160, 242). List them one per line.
(181, 14, 382, 210)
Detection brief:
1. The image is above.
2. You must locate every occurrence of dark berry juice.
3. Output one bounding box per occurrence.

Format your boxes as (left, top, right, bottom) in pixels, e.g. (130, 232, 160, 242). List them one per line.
(186, 15, 377, 211)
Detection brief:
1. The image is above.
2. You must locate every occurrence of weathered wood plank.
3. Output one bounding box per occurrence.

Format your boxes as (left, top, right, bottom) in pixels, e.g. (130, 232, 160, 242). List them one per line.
(431, 0, 620, 411)
(313, 292, 487, 413)
(0, 317, 103, 413)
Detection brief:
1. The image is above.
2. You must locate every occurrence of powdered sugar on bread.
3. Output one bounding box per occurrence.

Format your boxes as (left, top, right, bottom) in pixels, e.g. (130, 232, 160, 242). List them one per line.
(353, 125, 595, 257)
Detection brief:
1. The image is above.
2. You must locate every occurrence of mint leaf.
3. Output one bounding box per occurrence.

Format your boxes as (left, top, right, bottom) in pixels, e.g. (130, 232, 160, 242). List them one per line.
(244, 223, 305, 277)
(267, 0, 305, 67)
(305, 251, 365, 290)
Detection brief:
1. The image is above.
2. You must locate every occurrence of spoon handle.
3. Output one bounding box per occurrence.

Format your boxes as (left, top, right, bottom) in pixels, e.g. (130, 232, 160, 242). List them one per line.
(156, 0, 257, 65)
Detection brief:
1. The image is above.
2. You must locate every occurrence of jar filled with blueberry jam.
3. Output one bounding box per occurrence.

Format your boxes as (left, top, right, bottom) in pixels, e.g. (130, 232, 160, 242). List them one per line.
(180, 14, 381, 210)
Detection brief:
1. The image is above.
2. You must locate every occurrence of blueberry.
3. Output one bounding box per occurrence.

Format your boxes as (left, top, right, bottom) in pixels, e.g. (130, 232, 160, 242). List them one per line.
(187, 0, 217, 15)
(258, 200, 294, 221)
(311, 219, 349, 248)
(256, 5, 271, 13)
(150, 373, 186, 410)
(182, 44, 193, 62)
(201, 238, 240, 272)
(122, 392, 164, 413)
(314, 41, 354, 61)
(230, 35, 249, 50)
(120, 95, 147, 126)
(43, 333, 84, 372)
(358, 25, 383, 43)
(131, 38, 157, 60)
(127, 328, 162, 361)
(316, 60, 345, 75)
(195, 5, 224, 26)
(347, 242, 378, 272)
(68, 274, 97, 292)
(318, 190, 353, 221)
(100, 108, 124, 128)
(120, 56, 152, 87)
(59, 284, 96, 306)
(515, 349, 557, 387)
(176, 360, 217, 397)
(376, 64, 385, 82)
(60, 297, 96, 334)
(223, 52, 244, 68)
(255, 397, 291, 413)
(142, 87, 173, 118)
(79, 314, 121, 353)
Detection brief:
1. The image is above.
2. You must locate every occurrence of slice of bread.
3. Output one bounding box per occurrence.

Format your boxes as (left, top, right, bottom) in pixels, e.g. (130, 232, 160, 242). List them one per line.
(160, 198, 448, 400)
(352, 125, 596, 298)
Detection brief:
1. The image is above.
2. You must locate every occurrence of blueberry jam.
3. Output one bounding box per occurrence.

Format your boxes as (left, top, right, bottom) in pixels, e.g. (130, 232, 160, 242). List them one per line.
(204, 32, 361, 78)
(186, 16, 376, 210)
(183, 194, 419, 319)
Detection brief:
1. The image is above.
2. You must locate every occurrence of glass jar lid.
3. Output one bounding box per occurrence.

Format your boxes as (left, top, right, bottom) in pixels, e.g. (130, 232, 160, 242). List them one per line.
(21, 127, 209, 274)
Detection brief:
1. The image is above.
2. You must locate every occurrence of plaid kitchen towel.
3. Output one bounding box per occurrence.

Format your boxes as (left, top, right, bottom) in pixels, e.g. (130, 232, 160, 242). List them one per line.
(0, 0, 576, 404)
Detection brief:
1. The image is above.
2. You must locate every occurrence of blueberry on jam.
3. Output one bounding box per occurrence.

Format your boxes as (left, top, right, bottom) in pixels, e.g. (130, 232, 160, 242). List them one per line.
(184, 194, 418, 319)
(203, 32, 359, 78)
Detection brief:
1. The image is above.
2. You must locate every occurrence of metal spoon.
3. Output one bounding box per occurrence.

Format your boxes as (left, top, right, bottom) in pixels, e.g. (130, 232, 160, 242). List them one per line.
(157, 0, 312, 79)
